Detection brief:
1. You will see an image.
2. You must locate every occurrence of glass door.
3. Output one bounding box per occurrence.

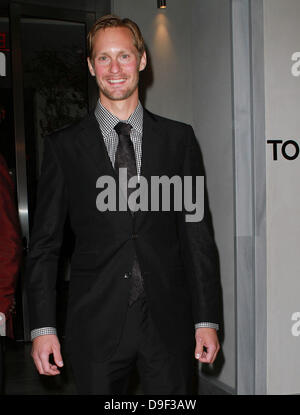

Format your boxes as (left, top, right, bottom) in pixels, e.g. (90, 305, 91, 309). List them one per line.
(7, 2, 97, 340)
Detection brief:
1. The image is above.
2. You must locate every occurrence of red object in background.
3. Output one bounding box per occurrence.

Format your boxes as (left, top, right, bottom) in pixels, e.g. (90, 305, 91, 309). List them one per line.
(0, 32, 6, 48)
(0, 32, 9, 52)
(0, 154, 22, 338)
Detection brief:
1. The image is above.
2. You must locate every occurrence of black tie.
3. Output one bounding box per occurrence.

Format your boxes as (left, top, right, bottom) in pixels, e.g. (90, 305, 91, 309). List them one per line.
(114, 122, 136, 191)
(114, 122, 144, 306)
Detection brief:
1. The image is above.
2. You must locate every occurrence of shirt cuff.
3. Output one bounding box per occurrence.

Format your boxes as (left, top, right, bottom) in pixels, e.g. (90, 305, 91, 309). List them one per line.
(31, 327, 57, 341)
(195, 322, 219, 331)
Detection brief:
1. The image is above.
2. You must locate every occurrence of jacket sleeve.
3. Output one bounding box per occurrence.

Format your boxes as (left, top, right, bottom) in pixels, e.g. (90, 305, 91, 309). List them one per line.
(177, 126, 222, 325)
(25, 136, 68, 331)
(0, 154, 22, 334)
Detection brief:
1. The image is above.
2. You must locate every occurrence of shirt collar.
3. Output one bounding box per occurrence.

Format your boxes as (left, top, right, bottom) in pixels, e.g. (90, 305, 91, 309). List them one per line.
(94, 99, 143, 136)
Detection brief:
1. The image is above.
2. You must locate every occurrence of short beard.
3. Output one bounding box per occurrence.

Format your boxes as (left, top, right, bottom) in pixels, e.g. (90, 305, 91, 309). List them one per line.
(100, 82, 139, 101)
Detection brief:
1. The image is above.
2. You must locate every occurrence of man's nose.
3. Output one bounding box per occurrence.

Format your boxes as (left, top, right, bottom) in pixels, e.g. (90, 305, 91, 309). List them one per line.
(109, 58, 121, 73)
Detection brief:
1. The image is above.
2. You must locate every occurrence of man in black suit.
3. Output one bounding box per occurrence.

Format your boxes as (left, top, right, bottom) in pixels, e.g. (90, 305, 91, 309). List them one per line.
(26, 15, 222, 394)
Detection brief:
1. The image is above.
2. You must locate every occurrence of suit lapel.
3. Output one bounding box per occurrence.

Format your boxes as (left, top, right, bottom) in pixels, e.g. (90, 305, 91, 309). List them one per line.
(77, 112, 117, 180)
(142, 109, 170, 181)
(137, 109, 168, 221)
(77, 112, 132, 215)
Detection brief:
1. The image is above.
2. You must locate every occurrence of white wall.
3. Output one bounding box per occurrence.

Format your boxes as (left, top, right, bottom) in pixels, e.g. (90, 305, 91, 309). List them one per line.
(112, 0, 235, 391)
(264, 0, 300, 395)
(111, 0, 193, 124)
(190, 0, 234, 391)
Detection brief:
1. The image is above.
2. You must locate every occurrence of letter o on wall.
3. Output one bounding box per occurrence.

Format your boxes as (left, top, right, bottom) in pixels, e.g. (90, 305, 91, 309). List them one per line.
(281, 140, 300, 160)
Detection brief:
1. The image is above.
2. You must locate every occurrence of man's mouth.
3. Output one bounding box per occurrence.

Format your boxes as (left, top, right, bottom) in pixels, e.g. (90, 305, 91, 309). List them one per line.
(107, 78, 126, 84)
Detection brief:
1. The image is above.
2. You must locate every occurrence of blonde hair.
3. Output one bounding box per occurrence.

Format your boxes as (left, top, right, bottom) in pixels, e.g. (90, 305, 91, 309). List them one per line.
(87, 14, 145, 59)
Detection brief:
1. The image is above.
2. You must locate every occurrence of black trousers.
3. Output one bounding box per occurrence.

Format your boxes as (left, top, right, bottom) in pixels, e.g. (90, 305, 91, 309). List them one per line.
(69, 295, 195, 395)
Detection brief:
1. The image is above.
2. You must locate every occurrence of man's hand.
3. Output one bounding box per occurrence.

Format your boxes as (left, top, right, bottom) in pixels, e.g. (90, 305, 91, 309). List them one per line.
(31, 334, 64, 376)
(195, 327, 220, 364)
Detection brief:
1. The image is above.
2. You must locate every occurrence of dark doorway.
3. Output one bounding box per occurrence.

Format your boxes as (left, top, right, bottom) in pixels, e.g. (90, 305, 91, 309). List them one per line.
(0, 2, 97, 342)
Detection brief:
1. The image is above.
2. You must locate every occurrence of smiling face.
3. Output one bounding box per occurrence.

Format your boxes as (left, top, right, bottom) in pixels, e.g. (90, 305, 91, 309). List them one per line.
(87, 26, 146, 106)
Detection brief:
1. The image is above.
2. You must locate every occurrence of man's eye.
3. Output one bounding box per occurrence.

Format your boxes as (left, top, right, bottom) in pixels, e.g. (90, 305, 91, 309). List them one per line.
(121, 54, 129, 59)
(99, 56, 107, 61)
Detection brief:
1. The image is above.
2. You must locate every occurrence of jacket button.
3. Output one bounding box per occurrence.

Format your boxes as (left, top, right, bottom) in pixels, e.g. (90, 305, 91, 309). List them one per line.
(124, 272, 131, 279)
(132, 233, 138, 239)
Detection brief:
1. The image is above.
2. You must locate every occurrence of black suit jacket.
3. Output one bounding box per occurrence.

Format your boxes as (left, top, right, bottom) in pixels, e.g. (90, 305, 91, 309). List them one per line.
(25, 107, 221, 363)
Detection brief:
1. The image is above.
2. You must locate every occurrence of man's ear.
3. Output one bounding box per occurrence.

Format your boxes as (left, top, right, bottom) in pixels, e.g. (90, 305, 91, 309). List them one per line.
(139, 51, 147, 72)
(87, 57, 95, 76)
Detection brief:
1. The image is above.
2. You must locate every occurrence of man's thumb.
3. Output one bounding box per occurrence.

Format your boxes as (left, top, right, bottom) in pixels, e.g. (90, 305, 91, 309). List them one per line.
(195, 338, 204, 359)
(53, 347, 64, 367)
